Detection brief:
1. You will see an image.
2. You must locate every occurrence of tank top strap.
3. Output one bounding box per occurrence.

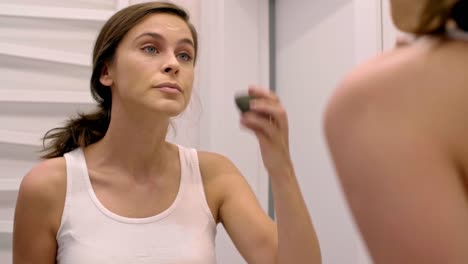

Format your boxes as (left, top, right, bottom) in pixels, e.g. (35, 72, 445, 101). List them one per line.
(176, 145, 216, 224)
(58, 148, 88, 238)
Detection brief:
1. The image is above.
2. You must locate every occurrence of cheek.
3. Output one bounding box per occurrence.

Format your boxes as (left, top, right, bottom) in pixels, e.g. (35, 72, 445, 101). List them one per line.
(181, 66, 195, 88)
(185, 66, 195, 82)
(183, 70, 195, 102)
(115, 55, 153, 89)
(187, 71, 195, 85)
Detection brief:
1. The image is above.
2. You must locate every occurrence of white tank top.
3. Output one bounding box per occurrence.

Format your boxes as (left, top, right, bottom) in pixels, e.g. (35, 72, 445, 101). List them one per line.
(57, 145, 217, 264)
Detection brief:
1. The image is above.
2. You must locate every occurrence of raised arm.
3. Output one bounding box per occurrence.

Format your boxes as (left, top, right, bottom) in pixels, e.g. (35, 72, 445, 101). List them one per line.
(210, 86, 321, 264)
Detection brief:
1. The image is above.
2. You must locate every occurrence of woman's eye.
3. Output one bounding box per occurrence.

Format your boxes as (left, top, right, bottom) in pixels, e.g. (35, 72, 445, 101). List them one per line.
(178, 53, 192, 62)
(142, 46, 158, 54)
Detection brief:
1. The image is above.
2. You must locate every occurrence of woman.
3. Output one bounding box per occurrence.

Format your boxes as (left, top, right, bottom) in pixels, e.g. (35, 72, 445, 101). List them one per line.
(12, 2, 321, 264)
(325, 0, 468, 263)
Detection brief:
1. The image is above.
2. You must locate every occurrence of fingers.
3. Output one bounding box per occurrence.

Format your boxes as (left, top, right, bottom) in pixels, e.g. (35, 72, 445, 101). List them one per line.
(246, 85, 285, 127)
(241, 111, 275, 141)
(239, 85, 289, 143)
(240, 87, 292, 173)
(250, 98, 288, 130)
(248, 85, 279, 102)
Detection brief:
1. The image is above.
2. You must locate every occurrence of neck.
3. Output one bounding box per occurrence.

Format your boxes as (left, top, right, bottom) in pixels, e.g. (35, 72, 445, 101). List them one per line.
(87, 104, 173, 179)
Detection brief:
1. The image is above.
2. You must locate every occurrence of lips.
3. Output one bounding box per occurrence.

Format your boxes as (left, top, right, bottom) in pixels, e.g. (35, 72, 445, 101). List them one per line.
(154, 82, 182, 92)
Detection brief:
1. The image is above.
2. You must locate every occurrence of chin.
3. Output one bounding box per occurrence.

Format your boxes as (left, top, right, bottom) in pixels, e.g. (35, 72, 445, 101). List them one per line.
(151, 101, 187, 117)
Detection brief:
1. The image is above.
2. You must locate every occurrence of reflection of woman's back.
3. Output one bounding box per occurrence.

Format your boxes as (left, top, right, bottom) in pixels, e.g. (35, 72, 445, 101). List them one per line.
(325, 1, 468, 263)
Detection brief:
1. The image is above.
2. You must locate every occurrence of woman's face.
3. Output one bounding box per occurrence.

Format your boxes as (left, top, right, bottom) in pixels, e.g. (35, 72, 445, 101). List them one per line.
(101, 13, 195, 117)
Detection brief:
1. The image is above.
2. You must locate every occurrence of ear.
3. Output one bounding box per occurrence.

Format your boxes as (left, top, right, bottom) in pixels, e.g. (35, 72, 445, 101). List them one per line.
(99, 63, 114, 87)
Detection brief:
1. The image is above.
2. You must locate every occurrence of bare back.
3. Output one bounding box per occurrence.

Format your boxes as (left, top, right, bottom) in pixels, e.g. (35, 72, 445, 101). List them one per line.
(374, 36, 468, 182)
(325, 35, 468, 263)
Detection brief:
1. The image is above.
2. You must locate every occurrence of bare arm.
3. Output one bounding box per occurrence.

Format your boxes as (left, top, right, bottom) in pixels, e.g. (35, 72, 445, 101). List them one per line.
(199, 152, 278, 263)
(267, 159, 320, 264)
(13, 158, 66, 264)
(324, 67, 468, 263)
(201, 151, 320, 264)
(213, 86, 321, 264)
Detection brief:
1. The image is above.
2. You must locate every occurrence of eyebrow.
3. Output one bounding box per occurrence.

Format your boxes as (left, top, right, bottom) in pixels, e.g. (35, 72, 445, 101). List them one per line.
(133, 32, 194, 48)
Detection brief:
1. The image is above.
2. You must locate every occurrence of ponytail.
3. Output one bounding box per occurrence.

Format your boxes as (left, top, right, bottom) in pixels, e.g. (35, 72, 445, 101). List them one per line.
(41, 107, 110, 158)
(452, 0, 468, 31)
(412, 0, 468, 34)
(413, 1, 456, 34)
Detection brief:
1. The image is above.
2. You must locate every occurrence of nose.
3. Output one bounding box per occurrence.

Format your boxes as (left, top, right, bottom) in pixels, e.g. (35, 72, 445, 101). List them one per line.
(162, 54, 180, 75)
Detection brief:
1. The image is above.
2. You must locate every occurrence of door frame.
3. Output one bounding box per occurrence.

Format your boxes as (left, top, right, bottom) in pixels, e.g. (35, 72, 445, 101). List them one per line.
(353, 0, 384, 64)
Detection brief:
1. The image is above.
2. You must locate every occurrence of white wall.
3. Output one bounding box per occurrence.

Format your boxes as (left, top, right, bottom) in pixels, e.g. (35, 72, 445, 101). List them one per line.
(275, 0, 379, 263)
(0, 2, 105, 262)
(381, 0, 398, 51)
(197, 0, 270, 262)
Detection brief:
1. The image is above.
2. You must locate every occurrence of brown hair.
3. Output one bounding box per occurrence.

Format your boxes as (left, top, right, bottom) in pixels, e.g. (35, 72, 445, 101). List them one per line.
(413, 0, 468, 34)
(41, 1, 198, 158)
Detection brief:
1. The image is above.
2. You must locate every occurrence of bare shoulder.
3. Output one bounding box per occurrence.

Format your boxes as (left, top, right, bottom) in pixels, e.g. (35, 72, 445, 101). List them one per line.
(16, 157, 67, 229)
(196, 151, 251, 223)
(197, 151, 247, 188)
(197, 150, 254, 186)
(340, 37, 468, 91)
(197, 151, 241, 179)
(20, 157, 66, 200)
(327, 41, 425, 104)
(324, 46, 413, 136)
(324, 37, 468, 183)
(326, 38, 468, 134)
(13, 157, 67, 262)
(327, 37, 468, 128)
